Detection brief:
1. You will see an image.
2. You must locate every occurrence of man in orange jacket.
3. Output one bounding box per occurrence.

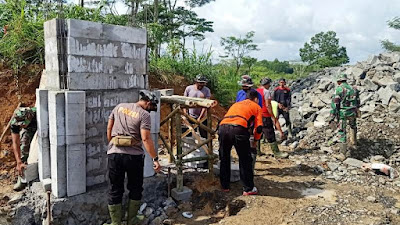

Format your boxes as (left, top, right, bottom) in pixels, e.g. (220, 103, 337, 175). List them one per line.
(218, 90, 262, 196)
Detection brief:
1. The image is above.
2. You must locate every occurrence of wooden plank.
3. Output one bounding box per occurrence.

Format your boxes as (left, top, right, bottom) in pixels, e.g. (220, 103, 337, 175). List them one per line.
(181, 116, 207, 138)
(181, 118, 210, 154)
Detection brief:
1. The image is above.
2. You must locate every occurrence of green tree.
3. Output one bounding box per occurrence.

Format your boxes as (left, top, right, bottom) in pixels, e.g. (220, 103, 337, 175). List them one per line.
(381, 17, 400, 52)
(138, 2, 213, 58)
(299, 31, 349, 68)
(172, 6, 213, 58)
(184, 0, 215, 7)
(220, 31, 259, 75)
(242, 56, 257, 73)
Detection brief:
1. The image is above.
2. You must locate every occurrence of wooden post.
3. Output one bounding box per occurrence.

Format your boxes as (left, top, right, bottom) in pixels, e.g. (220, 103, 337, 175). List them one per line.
(207, 108, 214, 177)
(169, 104, 174, 163)
(175, 105, 183, 191)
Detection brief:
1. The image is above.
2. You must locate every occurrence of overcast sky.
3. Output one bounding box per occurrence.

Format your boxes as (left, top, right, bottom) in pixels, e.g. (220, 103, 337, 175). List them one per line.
(78, 0, 400, 64)
(190, 0, 400, 63)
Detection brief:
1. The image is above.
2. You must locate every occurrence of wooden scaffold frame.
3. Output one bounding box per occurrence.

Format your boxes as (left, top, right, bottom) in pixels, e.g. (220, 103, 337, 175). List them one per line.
(159, 95, 218, 192)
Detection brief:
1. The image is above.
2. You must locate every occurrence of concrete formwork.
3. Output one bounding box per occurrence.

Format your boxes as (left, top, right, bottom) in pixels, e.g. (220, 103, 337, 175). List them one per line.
(38, 19, 157, 197)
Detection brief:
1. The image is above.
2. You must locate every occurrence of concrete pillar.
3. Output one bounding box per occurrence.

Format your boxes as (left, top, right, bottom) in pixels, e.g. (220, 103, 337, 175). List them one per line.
(48, 91, 67, 198)
(65, 91, 86, 196)
(36, 89, 51, 181)
(143, 90, 160, 178)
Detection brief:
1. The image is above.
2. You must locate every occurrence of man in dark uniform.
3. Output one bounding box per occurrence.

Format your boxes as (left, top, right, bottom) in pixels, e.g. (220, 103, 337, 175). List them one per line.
(105, 90, 161, 225)
(10, 107, 37, 191)
(219, 90, 262, 196)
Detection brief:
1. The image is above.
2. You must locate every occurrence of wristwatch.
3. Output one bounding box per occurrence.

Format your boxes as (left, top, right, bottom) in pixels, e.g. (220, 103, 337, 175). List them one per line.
(153, 156, 159, 162)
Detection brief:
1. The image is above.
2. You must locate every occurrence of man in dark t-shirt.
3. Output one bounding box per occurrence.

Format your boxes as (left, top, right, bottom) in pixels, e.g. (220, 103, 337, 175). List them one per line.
(273, 78, 292, 137)
(105, 90, 161, 225)
(10, 107, 37, 191)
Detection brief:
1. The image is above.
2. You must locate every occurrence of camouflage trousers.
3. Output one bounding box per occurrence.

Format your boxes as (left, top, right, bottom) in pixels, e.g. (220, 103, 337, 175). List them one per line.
(20, 128, 35, 163)
(338, 116, 357, 143)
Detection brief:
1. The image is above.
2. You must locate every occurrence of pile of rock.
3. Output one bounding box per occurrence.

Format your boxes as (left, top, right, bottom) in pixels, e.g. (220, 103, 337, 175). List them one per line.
(278, 52, 400, 188)
(7, 175, 170, 225)
(284, 52, 400, 152)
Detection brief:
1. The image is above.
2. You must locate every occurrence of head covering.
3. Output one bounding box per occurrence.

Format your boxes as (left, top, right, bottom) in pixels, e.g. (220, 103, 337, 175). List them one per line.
(195, 74, 208, 83)
(260, 77, 272, 85)
(337, 73, 348, 82)
(11, 107, 36, 127)
(139, 90, 159, 111)
(238, 75, 254, 87)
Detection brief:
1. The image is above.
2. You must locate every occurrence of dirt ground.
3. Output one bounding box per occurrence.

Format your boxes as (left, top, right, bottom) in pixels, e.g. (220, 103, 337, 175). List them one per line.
(2, 69, 399, 224)
(162, 143, 400, 225)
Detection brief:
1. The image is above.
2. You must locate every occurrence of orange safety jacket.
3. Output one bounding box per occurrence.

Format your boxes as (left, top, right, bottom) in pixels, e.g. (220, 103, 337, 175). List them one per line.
(219, 99, 263, 140)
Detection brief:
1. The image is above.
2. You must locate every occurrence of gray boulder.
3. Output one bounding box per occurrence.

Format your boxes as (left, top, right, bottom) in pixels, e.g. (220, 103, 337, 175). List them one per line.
(363, 79, 378, 91)
(394, 73, 400, 83)
(373, 77, 397, 87)
(377, 86, 394, 105)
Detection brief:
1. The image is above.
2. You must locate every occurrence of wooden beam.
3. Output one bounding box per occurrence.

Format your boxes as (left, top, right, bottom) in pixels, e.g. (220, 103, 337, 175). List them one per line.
(181, 116, 207, 138)
(159, 134, 175, 163)
(160, 107, 180, 127)
(180, 110, 215, 135)
(181, 118, 210, 154)
(178, 137, 213, 158)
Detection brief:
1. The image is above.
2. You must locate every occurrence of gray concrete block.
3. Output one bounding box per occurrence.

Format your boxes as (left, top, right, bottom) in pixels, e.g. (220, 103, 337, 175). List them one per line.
(67, 55, 146, 75)
(159, 89, 174, 96)
(86, 93, 102, 108)
(66, 144, 86, 196)
(48, 91, 66, 139)
(86, 157, 101, 172)
(171, 186, 192, 201)
(102, 23, 146, 44)
(144, 74, 149, 89)
(44, 37, 59, 58)
(67, 37, 147, 59)
(68, 73, 147, 90)
(87, 174, 106, 186)
(143, 146, 155, 178)
(213, 162, 240, 182)
(67, 19, 103, 40)
(138, 74, 145, 88)
(102, 90, 140, 108)
(42, 178, 52, 192)
(38, 137, 51, 181)
(65, 91, 86, 104)
(50, 144, 67, 198)
(48, 91, 66, 146)
(343, 158, 364, 168)
(65, 91, 86, 145)
(149, 90, 161, 134)
(36, 89, 49, 138)
(41, 70, 60, 90)
(87, 143, 102, 158)
(24, 162, 39, 183)
(44, 19, 58, 38)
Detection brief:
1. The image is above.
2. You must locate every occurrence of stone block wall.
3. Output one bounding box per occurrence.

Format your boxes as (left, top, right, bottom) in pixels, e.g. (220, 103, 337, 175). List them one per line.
(38, 19, 157, 197)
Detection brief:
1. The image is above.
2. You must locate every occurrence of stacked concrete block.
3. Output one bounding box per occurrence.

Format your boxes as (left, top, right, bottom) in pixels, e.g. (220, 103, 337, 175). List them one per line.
(65, 91, 86, 196)
(43, 18, 153, 189)
(48, 91, 67, 198)
(182, 137, 207, 168)
(36, 89, 51, 181)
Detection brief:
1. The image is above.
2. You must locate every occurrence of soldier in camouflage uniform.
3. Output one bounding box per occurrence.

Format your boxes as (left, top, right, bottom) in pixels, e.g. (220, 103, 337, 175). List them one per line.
(330, 73, 360, 157)
(10, 107, 37, 191)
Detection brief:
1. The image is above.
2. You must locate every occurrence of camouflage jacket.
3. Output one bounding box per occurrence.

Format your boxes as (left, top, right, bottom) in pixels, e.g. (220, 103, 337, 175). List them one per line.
(330, 82, 360, 118)
(10, 107, 37, 134)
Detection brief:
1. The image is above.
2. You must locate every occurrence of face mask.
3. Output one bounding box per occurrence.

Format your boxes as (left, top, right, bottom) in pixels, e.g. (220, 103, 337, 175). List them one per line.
(146, 102, 158, 112)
